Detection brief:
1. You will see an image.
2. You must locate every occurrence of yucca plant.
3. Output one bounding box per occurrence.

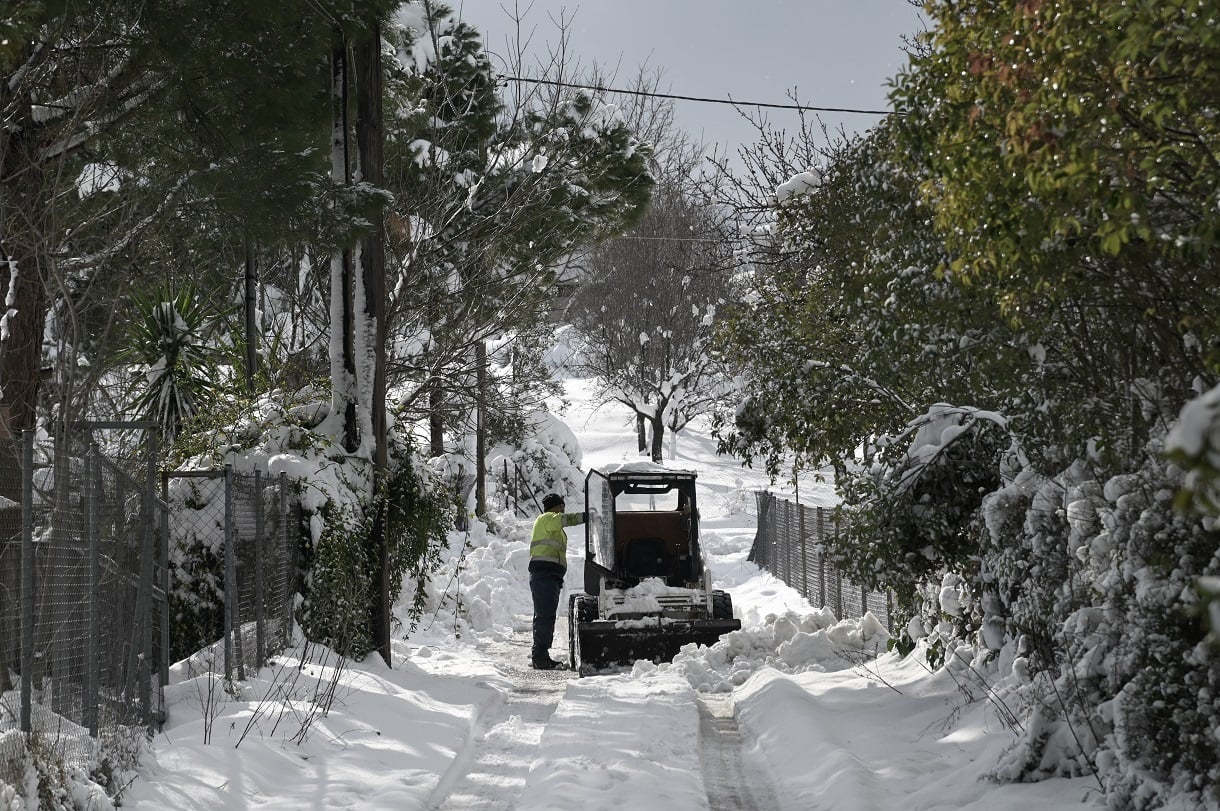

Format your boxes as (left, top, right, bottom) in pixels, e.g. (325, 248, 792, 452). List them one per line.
(121, 285, 219, 441)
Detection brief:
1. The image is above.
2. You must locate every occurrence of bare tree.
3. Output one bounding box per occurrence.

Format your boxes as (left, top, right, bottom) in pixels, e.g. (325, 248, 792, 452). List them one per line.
(569, 159, 735, 461)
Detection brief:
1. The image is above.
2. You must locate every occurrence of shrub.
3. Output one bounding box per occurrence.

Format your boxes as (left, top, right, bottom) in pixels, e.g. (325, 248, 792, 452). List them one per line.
(297, 447, 453, 657)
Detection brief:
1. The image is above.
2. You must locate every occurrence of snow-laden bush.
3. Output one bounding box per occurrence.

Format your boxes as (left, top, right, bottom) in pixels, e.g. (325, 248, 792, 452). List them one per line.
(486, 408, 584, 510)
(835, 402, 1220, 808)
(834, 405, 1010, 636)
(976, 452, 1220, 807)
(294, 447, 453, 658)
(0, 782, 22, 811)
(2, 732, 116, 811)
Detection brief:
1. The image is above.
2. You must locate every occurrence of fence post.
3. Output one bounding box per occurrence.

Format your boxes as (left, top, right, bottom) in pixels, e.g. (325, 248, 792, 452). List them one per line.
(159, 474, 171, 704)
(816, 507, 827, 611)
(834, 513, 844, 619)
(798, 503, 808, 601)
(835, 562, 845, 620)
(85, 444, 101, 735)
(278, 472, 290, 650)
(254, 469, 266, 667)
(19, 431, 33, 734)
(761, 490, 771, 565)
(140, 432, 158, 723)
(223, 465, 236, 681)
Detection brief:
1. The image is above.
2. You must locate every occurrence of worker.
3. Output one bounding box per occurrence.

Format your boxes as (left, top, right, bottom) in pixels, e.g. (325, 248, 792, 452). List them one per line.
(528, 492, 586, 669)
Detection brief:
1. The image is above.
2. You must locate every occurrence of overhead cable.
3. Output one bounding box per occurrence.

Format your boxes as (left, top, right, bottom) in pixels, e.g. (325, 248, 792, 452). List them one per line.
(498, 74, 898, 116)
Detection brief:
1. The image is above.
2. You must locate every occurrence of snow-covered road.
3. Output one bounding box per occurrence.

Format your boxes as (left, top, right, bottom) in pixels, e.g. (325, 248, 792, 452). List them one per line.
(426, 634, 572, 810)
(417, 620, 779, 811)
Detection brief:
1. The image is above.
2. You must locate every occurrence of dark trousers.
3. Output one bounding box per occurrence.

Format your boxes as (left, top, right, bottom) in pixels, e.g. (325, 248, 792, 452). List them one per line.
(529, 560, 565, 661)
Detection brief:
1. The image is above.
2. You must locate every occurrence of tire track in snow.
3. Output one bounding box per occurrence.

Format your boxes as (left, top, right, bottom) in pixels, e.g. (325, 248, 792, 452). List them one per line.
(698, 693, 780, 811)
(427, 622, 575, 811)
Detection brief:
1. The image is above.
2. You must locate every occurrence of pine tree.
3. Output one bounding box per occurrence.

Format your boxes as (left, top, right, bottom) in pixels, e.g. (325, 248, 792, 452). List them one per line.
(383, 2, 653, 468)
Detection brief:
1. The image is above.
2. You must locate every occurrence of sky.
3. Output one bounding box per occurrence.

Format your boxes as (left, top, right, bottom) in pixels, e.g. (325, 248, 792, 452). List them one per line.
(112, 368, 1100, 811)
(465, 1, 923, 160)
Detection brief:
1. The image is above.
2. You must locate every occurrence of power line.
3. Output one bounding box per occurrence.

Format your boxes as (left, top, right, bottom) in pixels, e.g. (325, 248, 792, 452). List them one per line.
(498, 74, 898, 116)
(618, 235, 723, 243)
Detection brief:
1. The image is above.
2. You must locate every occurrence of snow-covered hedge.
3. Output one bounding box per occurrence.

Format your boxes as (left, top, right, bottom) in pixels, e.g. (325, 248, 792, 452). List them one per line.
(836, 404, 1220, 808)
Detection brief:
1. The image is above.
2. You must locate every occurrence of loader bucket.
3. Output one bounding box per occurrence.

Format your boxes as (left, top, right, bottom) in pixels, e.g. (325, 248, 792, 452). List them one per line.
(573, 618, 740, 675)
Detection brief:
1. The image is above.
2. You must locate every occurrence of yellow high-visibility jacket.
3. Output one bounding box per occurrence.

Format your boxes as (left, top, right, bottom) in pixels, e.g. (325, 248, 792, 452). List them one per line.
(529, 511, 584, 566)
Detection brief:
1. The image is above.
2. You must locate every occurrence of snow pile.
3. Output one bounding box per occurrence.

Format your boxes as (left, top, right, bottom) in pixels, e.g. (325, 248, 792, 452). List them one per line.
(661, 608, 890, 693)
(603, 577, 685, 616)
(403, 518, 536, 640)
(486, 409, 585, 510)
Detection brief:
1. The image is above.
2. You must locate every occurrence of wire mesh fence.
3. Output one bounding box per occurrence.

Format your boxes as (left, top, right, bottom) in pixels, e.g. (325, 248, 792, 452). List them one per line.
(163, 467, 300, 682)
(0, 428, 167, 782)
(0, 432, 302, 791)
(750, 491, 897, 631)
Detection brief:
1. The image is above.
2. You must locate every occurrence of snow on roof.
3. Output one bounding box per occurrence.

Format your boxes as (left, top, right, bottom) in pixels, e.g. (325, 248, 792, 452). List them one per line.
(593, 461, 697, 478)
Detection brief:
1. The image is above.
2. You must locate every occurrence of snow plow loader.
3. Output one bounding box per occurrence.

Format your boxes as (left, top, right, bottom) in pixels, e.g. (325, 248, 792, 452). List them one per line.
(568, 464, 740, 675)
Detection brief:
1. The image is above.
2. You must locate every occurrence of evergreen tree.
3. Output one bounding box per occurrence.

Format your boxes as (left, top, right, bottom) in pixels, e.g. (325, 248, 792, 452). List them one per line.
(382, 2, 654, 456)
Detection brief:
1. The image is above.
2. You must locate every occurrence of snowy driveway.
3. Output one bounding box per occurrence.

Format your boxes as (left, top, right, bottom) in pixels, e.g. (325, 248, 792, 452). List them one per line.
(419, 620, 776, 811)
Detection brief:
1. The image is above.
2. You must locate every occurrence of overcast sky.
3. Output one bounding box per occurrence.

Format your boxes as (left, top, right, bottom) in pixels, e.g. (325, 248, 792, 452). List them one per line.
(464, 1, 923, 160)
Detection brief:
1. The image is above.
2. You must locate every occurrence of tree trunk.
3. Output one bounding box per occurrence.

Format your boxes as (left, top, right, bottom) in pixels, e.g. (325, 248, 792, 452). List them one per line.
(0, 247, 47, 435)
(636, 413, 647, 454)
(429, 382, 445, 456)
(329, 39, 360, 453)
(475, 340, 487, 517)
(355, 22, 389, 665)
(243, 236, 258, 393)
(0, 101, 50, 436)
(649, 413, 664, 463)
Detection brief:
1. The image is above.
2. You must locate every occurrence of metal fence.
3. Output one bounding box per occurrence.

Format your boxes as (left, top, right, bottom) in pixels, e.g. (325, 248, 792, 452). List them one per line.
(163, 467, 300, 682)
(751, 491, 897, 631)
(0, 428, 168, 782)
(497, 459, 541, 518)
(0, 432, 301, 792)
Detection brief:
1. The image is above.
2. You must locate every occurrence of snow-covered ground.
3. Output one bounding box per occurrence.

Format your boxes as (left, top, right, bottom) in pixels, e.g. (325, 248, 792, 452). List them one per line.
(120, 379, 1094, 810)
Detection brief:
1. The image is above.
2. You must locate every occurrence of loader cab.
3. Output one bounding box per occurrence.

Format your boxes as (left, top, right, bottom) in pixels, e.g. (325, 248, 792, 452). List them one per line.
(571, 464, 739, 674)
(583, 465, 701, 595)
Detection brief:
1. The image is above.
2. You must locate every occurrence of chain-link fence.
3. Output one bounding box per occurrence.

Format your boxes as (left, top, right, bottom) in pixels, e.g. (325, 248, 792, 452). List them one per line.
(0, 427, 168, 782)
(163, 467, 300, 681)
(750, 491, 897, 631)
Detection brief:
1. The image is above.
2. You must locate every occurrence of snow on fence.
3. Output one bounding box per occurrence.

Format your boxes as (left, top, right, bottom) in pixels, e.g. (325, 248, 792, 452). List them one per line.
(750, 492, 897, 631)
(163, 466, 300, 681)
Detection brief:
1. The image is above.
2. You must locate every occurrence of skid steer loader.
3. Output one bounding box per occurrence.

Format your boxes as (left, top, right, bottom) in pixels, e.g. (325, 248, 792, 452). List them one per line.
(568, 463, 740, 675)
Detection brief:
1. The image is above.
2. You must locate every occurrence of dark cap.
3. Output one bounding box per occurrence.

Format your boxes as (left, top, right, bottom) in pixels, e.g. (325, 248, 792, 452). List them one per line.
(542, 493, 565, 510)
